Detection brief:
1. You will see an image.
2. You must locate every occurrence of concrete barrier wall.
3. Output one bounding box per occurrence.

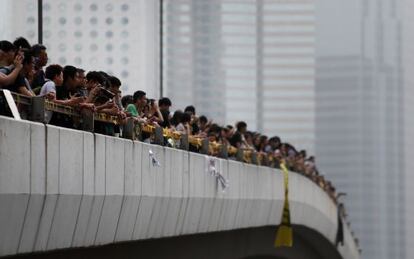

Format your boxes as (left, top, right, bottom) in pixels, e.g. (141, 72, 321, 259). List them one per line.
(0, 116, 359, 259)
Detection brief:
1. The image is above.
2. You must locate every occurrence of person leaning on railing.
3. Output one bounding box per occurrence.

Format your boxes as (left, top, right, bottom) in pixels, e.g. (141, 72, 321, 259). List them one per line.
(0, 41, 24, 89)
(125, 90, 148, 139)
(0, 46, 34, 100)
(39, 65, 74, 123)
(31, 44, 48, 94)
(142, 98, 164, 126)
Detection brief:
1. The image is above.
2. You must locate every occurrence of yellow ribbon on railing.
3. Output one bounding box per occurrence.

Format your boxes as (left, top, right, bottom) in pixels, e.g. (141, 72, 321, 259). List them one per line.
(189, 136, 203, 148)
(141, 124, 156, 134)
(275, 160, 293, 247)
(209, 141, 222, 153)
(228, 146, 238, 156)
(162, 128, 182, 140)
(268, 155, 274, 163)
(44, 101, 79, 117)
(95, 112, 119, 125)
(243, 150, 253, 163)
(8, 91, 32, 105)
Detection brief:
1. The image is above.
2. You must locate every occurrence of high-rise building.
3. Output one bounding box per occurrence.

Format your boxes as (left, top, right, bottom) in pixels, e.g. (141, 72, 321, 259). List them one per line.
(221, 0, 259, 129)
(316, 0, 405, 258)
(1, 0, 160, 97)
(403, 0, 414, 258)
(260, 0, 316, 154)
(164, 0, 316, 154)
(163, 0, 225, 122)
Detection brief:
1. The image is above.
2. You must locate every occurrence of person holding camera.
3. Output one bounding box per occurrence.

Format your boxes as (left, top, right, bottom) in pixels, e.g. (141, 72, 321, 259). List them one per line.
(143, 98, 164, 126)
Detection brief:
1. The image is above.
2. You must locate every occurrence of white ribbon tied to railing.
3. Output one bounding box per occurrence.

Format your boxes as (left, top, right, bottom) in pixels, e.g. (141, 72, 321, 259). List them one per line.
(149, 149, 161, 167)
(206, 157, 229, 192)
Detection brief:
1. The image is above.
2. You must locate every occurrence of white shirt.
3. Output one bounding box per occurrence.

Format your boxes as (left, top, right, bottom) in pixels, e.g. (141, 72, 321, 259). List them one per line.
(39, 80, 56, 123)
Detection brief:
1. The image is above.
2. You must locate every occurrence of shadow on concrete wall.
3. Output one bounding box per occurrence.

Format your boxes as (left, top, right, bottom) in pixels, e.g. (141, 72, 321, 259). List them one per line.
(9, 226, 342, 259)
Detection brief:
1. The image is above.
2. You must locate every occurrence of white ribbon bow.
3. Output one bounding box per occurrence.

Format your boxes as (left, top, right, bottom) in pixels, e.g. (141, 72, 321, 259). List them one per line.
(207, 157, 229, 192)
(149, 149, 161, 167)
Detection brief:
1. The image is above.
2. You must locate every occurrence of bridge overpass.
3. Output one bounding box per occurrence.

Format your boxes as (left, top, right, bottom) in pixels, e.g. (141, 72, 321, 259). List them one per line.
(0, 116, 359, 259)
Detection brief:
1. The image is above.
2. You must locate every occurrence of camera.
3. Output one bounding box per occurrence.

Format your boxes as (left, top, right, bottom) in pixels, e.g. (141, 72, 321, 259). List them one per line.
(95, 86, 115, 104)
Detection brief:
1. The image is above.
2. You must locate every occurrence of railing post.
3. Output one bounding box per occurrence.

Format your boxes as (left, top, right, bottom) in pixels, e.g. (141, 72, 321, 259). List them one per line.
(200, 138, 209, 155)
(251, 152, 258, 165)
(81, 109, 94, 132)
(30, 96, 45, 123)
(236, 149, 244, 162)
(122, 118, 135, 140)
(180, 134, 189, 150)
(261, 155, 269, 166)
(154, 126, 164, 146)
(219, 143, 228, 159)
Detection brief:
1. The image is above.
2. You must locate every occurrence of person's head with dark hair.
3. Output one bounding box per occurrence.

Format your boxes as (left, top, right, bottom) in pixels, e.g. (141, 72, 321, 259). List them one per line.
(98, 72, 111, 89)
(0, 40, 17, 65)
(236, 121, 247, 133)
(158, 97, 172, 112)
(98, 71, 110, 78)
(181, 112, 192, 124)
(257, 135, 268, 152)
(76, 68, 86, 88)
(253, 134, 261, 148)
(86, 71, 104, 86)
(108, 76, 121, 94)
(299, 150, 307, 159)
(63, 65, 79, 90)
(22, 50, 33, 66)
(132, 90, 147, 108)
(13, 37, 31, 50)
(221, 126, 230, 139)
(121, 95, 133, 109)
(22, 50, 34, 79)
(209, 123, 221, 134)
(199, 115, 208, 124)
(31, 44, 48, 68)
(245, 131, 254, 147)
(184, 105, 196, 115)
(198, 115, 208, 131)
(269, 136, 281, 149)
(285, 143, 297, 158)
(143, 99, 155, 117)
(208, 131, 218, 142)
(109, 76, 121, 87)
(171, 110, 183, 127)
(45, 64, 63, 85)
(0, 40, 16, 53)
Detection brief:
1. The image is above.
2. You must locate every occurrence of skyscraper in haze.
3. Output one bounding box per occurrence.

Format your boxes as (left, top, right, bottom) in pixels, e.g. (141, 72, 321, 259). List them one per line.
(403, 0, 414, 258)
(1, 0, 160, 97)
(164, 0, 316, 154)
(316, 0, 405, 258)
(260, 0, 316, 154)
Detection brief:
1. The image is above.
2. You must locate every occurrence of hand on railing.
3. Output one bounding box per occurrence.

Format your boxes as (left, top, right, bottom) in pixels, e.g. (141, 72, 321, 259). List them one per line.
(79, 102, 96, 112)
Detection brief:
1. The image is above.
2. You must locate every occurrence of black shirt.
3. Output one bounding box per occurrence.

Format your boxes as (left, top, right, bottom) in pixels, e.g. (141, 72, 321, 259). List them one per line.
(32, 70, 45, 89)
(50, 83, 75, 129)
(0, 67, 27, 93)
(230, 132, 242, 147)
(159, 110, 170, 128)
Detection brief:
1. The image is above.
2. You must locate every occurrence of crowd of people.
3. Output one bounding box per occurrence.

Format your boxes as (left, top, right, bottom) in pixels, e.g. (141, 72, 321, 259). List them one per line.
(0, 37, 338, 203)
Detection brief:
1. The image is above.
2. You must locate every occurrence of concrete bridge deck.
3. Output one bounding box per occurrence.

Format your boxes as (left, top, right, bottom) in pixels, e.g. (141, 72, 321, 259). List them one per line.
(0, 116, 359, 258)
